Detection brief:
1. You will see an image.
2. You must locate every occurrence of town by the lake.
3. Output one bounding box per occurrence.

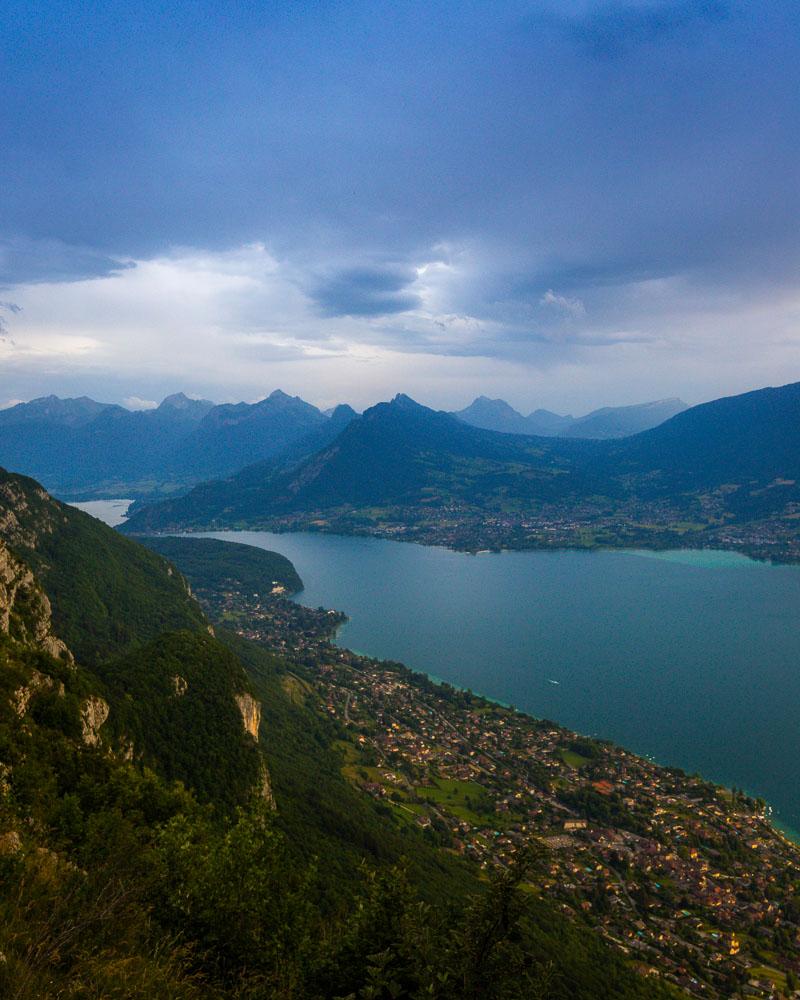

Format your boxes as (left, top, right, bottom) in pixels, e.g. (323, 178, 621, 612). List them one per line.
(195, 576, 800, 1000)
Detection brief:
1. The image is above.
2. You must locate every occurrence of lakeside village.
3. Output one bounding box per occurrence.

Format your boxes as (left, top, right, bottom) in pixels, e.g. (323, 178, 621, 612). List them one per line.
(197, 579, 800, 999)
(236, 495, 800, 564)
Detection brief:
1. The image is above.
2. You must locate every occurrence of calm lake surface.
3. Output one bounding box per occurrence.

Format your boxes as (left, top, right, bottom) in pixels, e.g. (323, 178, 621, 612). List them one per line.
(75, 503, 800, 833)
(71, 499, 133, 527)
(201, 530, 800, 833)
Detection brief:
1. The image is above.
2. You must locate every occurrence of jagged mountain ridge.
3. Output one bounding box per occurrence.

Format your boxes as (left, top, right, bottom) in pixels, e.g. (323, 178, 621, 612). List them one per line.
(121, 393, 595, 530)
(453, 395, 687, 438)
(0, 389, 357, 499)
(123, 381, 800, 542)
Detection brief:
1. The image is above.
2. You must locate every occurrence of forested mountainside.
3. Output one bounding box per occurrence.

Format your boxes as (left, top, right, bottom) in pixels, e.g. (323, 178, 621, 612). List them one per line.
(0, 468, 677, 999)
(124, 382, 800, 562)
(453, 396, 687, 438)
(0, 391, 357, 499)
(139, 535, 304, 596)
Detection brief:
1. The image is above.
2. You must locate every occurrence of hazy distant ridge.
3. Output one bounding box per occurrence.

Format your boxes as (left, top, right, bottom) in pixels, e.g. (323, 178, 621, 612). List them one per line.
(453, 396, 688, 438)
(0, 390, 357, 498)
(123, 381, 800, 550)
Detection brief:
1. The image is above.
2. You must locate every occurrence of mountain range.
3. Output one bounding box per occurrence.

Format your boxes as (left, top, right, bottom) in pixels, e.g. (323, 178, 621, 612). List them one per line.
(452, 395, 688, 438)
(0, 390, 686, 502)
(123, 381, 800, 559)
(0, 390, 357, 499)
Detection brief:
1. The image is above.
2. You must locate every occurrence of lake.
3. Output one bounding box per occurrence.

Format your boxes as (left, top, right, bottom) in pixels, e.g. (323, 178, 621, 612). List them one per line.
(200, 530, 800, 834)
(71, 499, 133, 527)
(72, 503, 800, 833)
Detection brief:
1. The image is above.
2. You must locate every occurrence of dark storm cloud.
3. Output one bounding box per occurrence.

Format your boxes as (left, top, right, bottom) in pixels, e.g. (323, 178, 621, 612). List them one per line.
(1, 0, 796, 296)
(0, 237, 130, 288)
(311, 266, 422, 318)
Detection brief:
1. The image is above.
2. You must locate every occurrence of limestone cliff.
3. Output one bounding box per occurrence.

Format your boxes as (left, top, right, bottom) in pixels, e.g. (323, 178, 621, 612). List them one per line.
(0, 478, 56, 550)
(235, 692, 261, 740)
(80, 696, 110, 747)
(233, 692, 275, 808)
(0, 540, 72, 663)
(171, 675, 188, 696)
(13, 669, 65, 717)
(257, 758, 276, 809)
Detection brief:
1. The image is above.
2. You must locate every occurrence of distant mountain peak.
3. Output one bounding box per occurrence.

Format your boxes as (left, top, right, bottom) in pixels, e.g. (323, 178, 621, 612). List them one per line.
(650, 397, 687, 408)
(323, 403, 358, 418)
(452, 396, 537, 435)
(465, 396, 523, 416)
(158, 392, 214, 418)
(255, 389, 319, 412)
(159, 392, 191, 408)
(566, 397, 689, 438)
(329, 403, 358, 420)
(33, 393, 98, 407)
(0, 394, 115, 429)
(528, 406, 572, 419)
(390, 393, 424, 410)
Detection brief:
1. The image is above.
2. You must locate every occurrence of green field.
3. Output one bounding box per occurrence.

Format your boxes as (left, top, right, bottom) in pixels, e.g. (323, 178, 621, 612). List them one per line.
(560, 748, 591, 769)
(416, 777, 499, 825)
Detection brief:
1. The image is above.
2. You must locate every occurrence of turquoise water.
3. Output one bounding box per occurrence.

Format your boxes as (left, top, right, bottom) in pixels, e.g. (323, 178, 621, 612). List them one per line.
(193, 530, 800, 831)
(70, 499, 133, 526)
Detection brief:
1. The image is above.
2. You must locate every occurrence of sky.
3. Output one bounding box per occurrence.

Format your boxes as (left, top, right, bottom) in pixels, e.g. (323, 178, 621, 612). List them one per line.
(1, 0, 799, 414)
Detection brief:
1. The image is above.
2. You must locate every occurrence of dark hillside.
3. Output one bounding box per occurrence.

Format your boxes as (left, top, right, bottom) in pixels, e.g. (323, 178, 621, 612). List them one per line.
(618, 381, 800, 486)
(99, 630, 263, 809)
(140, 535, 303, 595)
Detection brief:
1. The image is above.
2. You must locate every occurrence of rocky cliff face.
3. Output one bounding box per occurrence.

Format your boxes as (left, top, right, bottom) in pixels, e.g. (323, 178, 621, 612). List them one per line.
(13, 669, 65, 716)
(257, 759, 276, 809)
(0, 540, 71, 662)
(234, 692, 276, 807)
(0, 478, 56, 550)
(80, 696, 110, 747)
(0, 470, 279, 817)
(235, 692, 262, 740)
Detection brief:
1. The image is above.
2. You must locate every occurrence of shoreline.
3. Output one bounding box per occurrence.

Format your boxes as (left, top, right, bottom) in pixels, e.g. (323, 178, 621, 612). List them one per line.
(326, 621, 800, 847)
(74, 505, 800, 847)
(123, 516, 800, 566)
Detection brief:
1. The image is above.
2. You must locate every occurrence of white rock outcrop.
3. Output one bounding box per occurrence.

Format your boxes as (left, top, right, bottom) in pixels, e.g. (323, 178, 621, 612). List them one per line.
(80, 696, 110, 747)
(0, 830, 22, 855)
(171, 675, 188, 696)
(13, 670, 65, 717)
(0, 541, 72, 663)
(257, 759, 276, 809)
(235, 692, 261, 740)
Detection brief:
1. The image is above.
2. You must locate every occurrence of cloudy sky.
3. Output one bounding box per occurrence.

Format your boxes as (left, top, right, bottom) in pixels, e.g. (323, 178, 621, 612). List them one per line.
(1, 0, 799, 413)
